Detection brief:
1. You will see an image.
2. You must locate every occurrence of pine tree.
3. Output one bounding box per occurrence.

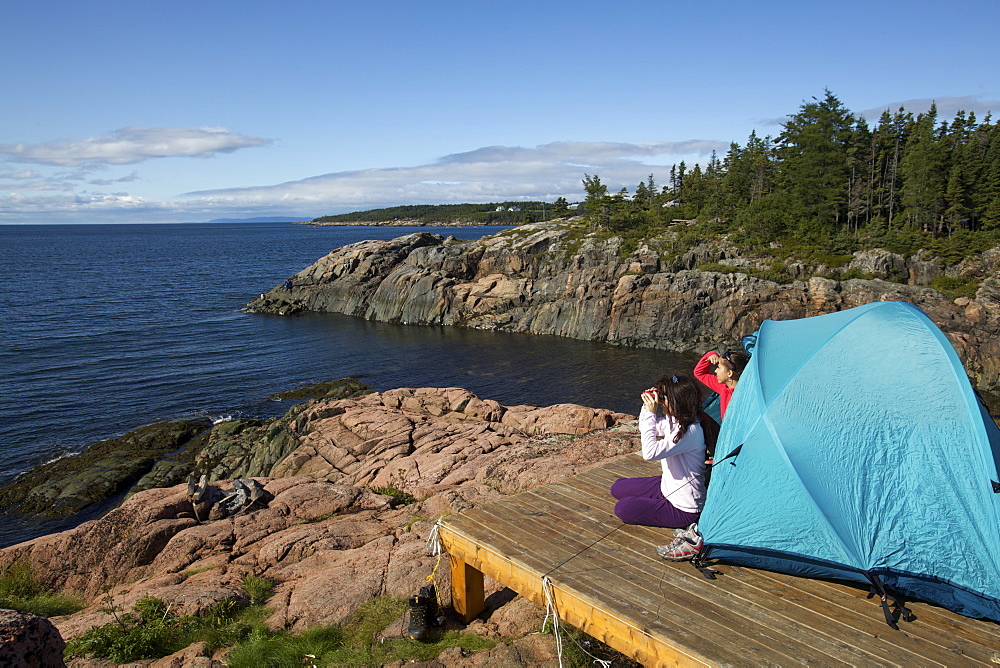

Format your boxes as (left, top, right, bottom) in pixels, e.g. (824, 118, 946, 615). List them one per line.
(943, 111, 977, 230)
(776, 90, 856, 230)
(979, 120, 1000, 230)
(845, 118, 873, 235)
(582, 173, 609, 229)
(899, 104, 947, 233)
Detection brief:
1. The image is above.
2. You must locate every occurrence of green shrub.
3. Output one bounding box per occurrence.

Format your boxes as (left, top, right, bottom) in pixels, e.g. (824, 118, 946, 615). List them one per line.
(840, 267, 877, 280)
(65, 584, 273, 662)
(932, 276, 980, 299)
(65, 596, 201, 662)
(372, 486, 418, 508)
(66, 588, 496, 666)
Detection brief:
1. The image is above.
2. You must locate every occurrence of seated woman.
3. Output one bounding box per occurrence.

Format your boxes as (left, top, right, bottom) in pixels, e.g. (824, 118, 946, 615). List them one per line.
(610, 373, 708, 531)
(693, 349, 749, 419)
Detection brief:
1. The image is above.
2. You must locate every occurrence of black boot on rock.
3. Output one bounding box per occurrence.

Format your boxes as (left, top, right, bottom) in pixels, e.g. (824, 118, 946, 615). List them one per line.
(407, 584, 438, 641)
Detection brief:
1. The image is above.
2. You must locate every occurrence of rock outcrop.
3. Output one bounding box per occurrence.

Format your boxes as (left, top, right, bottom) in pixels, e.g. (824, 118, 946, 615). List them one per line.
(245, 223, 1000, 392)
(193, 386, 629, 490)
(0, 419, 212, 518)
(0, 379, 374, 525)
(0, 609, 66, 667)
(0, 387, 637, 663)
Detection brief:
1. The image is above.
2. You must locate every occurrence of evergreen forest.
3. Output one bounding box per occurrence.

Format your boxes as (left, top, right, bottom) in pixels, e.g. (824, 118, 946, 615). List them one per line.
(313, 202, 551, 225)
(582, 90, 1000, 264)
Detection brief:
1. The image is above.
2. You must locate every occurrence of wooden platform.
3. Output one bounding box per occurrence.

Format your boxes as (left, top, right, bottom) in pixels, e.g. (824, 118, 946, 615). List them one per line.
(438, 455, 1000, 667)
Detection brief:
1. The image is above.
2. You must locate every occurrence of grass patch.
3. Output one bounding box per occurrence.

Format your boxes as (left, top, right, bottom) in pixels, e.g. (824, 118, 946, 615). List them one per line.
(241, 574, 275, 607)
(0, 561, 83, 617)
(697, 261, 795, 284)
(932, 276, 980, 299)
(806, 252, 855, 268)
(66, 574, 278, 662)
(403, 515, 428, 532)
(226, 595, 495, 667)
(66, 582, 494, 666)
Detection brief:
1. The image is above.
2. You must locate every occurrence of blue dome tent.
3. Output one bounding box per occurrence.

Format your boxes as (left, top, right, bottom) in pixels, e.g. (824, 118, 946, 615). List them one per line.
(698, 301, 1000, 624)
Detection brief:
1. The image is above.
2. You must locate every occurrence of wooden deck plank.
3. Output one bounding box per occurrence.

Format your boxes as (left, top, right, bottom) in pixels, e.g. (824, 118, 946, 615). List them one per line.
(440, 520, 719, 666)
(505, 501, 867, 666)
(508, 485, 956, 667)
(442, 510, 782, 666)
(541, 467, 997, 665)
(462, 489, 890, 666)
(484, 474, 916, 661)
(439, 455, 1000, 667)
(726, 565, 1000, 664)
(602, 496, 1000, 663)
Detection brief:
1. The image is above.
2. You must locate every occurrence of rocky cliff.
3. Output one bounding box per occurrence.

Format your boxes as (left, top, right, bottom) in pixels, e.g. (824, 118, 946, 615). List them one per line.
(245, 222, 1000, 393)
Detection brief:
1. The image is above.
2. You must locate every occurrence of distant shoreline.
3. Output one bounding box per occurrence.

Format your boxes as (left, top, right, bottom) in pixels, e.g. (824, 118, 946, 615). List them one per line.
(296, 219, 507, 227)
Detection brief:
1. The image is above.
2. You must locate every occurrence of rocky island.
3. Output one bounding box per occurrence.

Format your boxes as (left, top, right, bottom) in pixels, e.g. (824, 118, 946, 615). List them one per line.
(246, 220, 1000, 394)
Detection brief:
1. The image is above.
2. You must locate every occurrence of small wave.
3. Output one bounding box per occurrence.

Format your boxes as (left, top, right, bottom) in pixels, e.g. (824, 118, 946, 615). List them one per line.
(0, 448, 82, 487)
(211, 414, 238, 424)
(35, 450, 85, 470)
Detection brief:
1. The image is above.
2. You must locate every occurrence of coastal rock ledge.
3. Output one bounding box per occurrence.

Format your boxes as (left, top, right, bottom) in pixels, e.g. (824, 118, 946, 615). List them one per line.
(245, 222, 1000, 393)
(0, 387, 636, 665)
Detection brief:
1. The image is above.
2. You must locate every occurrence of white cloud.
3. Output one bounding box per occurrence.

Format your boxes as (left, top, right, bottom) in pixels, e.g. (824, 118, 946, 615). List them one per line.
(89, 172, 141, 187)
(184, 140, 729, 208)
(2, 169, 43, 180)
(1, 139, 727, 223)
(0, 127, 271, 167)
(859, 96, 999, 122)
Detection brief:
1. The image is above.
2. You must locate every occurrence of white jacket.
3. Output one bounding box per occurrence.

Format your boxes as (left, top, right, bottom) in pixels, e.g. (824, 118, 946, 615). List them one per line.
(639, 407, 707, 513)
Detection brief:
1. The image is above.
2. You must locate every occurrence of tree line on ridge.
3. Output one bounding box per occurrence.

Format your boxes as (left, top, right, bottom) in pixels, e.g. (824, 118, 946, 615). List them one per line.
(581, 90, 1000, 263)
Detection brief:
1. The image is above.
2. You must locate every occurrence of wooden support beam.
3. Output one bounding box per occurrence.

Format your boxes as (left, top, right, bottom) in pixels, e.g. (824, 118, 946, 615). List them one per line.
(449, 554, 485, 623)
(439, 523, 711, 667)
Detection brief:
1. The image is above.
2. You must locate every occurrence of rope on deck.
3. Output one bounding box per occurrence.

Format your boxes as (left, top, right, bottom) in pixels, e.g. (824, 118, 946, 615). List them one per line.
(427, 518, 444, 556)
(543, 565, 613, 667)
(542, 575, 566, 667)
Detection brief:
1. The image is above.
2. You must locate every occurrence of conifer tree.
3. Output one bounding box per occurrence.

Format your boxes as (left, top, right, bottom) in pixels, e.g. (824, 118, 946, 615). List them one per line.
(777, 90, 855, 228)
(899, 105, 947, 233)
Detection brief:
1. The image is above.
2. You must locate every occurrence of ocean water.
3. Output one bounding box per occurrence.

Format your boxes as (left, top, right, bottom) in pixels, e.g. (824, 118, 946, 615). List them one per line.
(0, 222, 696, 547)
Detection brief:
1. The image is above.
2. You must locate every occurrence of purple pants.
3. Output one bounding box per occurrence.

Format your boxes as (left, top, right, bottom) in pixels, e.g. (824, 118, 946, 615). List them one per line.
(610, 476, 699, 529)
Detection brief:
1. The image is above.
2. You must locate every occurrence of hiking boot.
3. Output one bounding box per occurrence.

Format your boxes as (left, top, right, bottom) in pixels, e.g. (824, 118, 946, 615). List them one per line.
(407, 585, 437, 640)
(655, 523, 703, 561)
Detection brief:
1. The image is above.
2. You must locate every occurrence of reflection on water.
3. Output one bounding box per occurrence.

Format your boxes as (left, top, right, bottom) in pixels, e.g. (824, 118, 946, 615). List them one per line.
(261, 311, 702, 416)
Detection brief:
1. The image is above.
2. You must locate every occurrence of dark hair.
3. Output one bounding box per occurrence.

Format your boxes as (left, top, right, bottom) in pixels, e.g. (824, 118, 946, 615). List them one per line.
(655, 373, 704, 443)
(719, 349, 750, 381)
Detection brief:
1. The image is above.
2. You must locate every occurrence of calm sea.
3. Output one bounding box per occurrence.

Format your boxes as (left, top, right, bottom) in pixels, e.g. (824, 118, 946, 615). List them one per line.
(0, 222, 695, 546)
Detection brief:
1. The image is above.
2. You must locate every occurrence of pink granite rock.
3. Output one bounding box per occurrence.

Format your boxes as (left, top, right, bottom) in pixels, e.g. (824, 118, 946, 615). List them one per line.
(0, 609, 66, 668)
(0, 387, 639, 665)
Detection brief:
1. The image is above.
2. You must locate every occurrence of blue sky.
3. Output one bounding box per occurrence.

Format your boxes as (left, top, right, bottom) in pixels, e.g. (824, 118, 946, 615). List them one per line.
(2, 0, 998, 224)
